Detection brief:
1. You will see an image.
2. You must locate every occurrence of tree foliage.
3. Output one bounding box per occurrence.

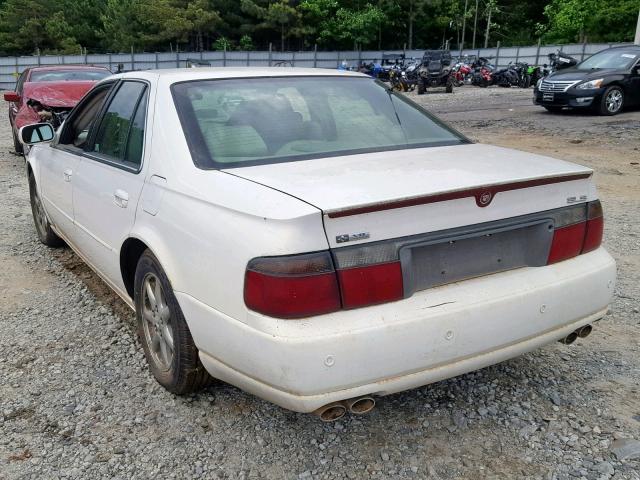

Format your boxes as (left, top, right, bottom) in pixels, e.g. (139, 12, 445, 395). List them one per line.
(539, 0, 638, 43)
(0, 0, 636, 55)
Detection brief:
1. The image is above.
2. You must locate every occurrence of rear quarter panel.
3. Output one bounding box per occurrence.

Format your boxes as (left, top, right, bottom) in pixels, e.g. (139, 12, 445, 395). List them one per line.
(129, 78, 328, 326)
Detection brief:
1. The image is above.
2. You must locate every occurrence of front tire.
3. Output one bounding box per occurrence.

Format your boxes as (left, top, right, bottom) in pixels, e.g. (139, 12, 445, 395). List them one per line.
(135, 250, 212, 394)
(13, 130, 24, 155)
(29, 173, 64, 247)
(598, 86, 624, 116)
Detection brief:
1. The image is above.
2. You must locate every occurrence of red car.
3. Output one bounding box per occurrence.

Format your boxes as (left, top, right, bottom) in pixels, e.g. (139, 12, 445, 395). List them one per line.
(4, 65, 111, 153)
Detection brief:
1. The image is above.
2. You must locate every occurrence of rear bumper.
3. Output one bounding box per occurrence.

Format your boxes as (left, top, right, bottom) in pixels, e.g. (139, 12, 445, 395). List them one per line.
(177, 248, 616, 412)
(534, 87, 605, 108)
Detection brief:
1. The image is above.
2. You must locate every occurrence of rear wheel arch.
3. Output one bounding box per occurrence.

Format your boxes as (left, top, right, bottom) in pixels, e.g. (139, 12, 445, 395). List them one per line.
(120, 237, 152, 299)
(120, 236, 182, 302)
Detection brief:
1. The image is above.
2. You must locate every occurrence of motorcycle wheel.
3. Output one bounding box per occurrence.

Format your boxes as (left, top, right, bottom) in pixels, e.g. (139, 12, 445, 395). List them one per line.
(445, 81, 453, 93)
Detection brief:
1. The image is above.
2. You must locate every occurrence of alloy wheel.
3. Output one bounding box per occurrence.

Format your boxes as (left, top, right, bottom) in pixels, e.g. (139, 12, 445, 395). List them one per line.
(605, 89, 623, 113)
(141, 273, 175, 371)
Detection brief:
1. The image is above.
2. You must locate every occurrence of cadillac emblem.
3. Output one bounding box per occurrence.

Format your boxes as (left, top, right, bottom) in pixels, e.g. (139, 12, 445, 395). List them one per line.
(477, 191, 493, 207)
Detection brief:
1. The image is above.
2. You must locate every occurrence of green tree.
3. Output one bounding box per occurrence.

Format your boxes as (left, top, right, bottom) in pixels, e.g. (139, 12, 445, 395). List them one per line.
(540, 0, 638, 43)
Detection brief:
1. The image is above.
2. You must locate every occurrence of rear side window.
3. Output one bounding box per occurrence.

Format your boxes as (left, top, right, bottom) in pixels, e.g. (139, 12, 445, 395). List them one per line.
(91, 81, 148, 169)
(171, 76, 466, 169)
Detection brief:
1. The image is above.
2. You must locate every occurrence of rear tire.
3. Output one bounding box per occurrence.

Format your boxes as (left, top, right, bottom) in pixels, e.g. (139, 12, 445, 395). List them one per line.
(135, 250, 212, 394)
(28, 173, 64, 247)
(445, 82, 453, 93)
(417, 81, 426, 95)
(598, 86, 624, 116)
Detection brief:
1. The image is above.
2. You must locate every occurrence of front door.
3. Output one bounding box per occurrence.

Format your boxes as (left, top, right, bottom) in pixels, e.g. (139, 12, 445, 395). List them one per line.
(71, 80, 150, 292)
(40, 84, 114, 238)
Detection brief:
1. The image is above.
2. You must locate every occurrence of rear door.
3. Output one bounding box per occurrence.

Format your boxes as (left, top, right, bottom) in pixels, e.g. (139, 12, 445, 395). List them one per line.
(71, 80, 151, 291)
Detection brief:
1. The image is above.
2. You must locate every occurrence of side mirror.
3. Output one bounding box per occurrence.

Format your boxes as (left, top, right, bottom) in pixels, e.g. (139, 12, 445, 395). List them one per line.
(19, 123, 55, 146)
(4, 91, 21, 103)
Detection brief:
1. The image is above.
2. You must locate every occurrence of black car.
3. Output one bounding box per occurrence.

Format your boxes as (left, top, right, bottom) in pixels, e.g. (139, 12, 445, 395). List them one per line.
(534, 46, 640, 115)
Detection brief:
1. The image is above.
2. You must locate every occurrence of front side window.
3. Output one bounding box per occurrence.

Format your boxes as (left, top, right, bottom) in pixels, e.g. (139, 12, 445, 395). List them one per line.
(172, 76, 466, 169)
(59, 84, 114, 149)
(91, 81, 148, 168)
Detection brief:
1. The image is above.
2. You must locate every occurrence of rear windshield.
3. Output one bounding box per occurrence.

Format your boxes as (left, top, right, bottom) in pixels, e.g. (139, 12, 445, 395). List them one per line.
(30, 69, 111, 82)
(171, 76, 466, 169)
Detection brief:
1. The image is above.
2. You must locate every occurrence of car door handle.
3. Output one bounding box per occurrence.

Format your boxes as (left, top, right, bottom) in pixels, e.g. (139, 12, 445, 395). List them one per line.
(63, 169, 72, 182)
(114, 189, 129, 208)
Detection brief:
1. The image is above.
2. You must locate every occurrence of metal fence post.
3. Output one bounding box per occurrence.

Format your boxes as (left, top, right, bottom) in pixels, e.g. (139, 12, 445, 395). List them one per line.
(131, 47, 135, 70)
(155, 52, 159, 69)
(268, 43, 272, 66)
(176, 51, 179, 68)
(223, 46, 226, 67)
(313, 44, 317, 68)
(246, 50, 250, 66)
(292, 51, 296, 67)
(581, 41, 587, 61)
(336, 50, 340, 68)
(515, 46, 520, 63)
(535, 38, 541, 66)
(495, 41, 501, 67)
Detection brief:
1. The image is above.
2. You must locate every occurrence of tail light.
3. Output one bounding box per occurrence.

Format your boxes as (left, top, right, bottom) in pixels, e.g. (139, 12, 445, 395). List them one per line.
(547, 200, 603, 264)
(244, 252, 341, 319)
(337, 262, 403, 309)
(244, 252, 404, 318)
(582, 201, 604, 253)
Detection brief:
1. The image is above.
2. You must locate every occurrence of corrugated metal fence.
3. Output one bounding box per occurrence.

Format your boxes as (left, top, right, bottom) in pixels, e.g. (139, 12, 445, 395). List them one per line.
(0, 42, 634, 91)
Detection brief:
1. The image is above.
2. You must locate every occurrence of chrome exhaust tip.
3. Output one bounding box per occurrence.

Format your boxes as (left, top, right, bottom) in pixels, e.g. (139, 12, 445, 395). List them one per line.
(313, 402, 347, 422)
(342, 396, 376, 415)
(559, 331, 578, 345)
(577, 324, 592, 338)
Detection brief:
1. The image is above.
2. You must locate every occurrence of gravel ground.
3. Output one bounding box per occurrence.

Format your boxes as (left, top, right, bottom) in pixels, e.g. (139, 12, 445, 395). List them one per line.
(1, 88, 639, 480)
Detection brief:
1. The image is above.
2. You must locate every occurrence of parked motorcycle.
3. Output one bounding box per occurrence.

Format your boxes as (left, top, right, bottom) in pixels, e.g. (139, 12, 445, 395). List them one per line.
(451, 60, 473, 87)
(470, 57, 494, 87)
(548, 51, 578, 73)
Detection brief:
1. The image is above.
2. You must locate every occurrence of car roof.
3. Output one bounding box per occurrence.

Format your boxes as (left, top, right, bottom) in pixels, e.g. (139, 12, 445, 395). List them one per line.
(110, 67, 368, 84)
(601, 45, 640, 53)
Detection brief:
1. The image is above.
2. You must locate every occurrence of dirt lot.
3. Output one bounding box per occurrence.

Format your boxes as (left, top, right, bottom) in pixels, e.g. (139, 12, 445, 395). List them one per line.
(1, 88, 639, 480)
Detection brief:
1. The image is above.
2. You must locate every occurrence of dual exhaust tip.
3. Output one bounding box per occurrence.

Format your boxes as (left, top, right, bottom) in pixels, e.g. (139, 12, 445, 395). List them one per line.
(313, 396, 376, 422)
(559, 324, 592, 345)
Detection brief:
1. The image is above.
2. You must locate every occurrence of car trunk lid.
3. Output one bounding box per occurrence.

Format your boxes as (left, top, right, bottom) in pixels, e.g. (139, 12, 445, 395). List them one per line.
(224, 143, 594, 248)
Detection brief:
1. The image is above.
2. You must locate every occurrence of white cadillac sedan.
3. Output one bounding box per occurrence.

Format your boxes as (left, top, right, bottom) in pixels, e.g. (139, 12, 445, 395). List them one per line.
(21, 68, 616, 421)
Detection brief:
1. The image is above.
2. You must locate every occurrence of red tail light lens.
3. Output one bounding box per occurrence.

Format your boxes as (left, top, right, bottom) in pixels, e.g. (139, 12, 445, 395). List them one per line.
(337, 262, 404, 309)
(547, 200, 604, 264)
(547, 222, 586, 264)
(244, 252, 341, 319)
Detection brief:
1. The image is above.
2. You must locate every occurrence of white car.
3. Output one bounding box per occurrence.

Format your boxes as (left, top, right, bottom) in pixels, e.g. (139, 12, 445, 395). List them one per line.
(21, 68, 616, 421)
